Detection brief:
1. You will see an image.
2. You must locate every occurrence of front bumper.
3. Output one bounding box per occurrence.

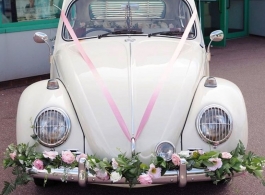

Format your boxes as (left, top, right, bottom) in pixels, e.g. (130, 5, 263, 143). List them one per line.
(29, 159, 243, 187)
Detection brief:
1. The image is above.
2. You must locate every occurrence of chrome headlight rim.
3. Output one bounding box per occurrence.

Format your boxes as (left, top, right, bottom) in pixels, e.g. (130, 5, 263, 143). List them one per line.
(155, 141, 176, 161)
(34, 107, 71, 148)
(196, 104, 233, 146)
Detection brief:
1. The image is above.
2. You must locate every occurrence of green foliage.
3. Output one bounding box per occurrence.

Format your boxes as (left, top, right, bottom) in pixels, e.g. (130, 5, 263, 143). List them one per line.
(86, 152, 163, 188)
(186, 140, 265, 185)
(2, 140, 265, 195)
(1, 182, 16, 195)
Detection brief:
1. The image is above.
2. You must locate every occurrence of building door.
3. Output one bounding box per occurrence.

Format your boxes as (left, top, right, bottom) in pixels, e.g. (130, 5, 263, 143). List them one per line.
(196, 0, 248, 47)
(227, 0, 248, 39)
(196, 0, 227, 46)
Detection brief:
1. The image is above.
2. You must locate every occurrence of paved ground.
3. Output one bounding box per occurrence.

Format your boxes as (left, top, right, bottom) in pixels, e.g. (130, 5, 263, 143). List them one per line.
(1, 35, 265, 195)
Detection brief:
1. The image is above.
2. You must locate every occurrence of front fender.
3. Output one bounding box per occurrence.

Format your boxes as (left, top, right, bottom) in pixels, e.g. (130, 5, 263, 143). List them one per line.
(182, 77, 248, 151)
(16, 79, 88, 153)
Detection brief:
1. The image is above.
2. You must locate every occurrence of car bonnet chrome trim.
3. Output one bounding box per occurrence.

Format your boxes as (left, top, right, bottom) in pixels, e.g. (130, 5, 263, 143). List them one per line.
(128, 40, 135, 138)
(131, 137, 136, 155)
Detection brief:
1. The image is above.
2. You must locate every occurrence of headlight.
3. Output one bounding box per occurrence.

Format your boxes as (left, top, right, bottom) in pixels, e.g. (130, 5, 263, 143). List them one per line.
(155, 141, 175, 161)
(196, 105, 232, 145)
(34, 107, 71, 147)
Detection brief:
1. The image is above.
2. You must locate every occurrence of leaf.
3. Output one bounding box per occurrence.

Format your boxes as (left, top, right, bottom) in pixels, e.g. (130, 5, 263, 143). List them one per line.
(15, 173, 32, 185)
(12, 167, 20, 176)
(202, 160, 214, 167)
(199, 151, 219, 160)
(1, 181, 16, 195)
(156, 156, 165, 163)
(247, 165, 258, 171)
(140, 163, 148, 170)
(206, 171, 215, 176)
(216, 169, 221, 180)
(238, 140, 246, 155)
(253, 170, 263, 179)
(3, 159, 14, 169)
(30, 134, 38, 141)
(160, 160, 167, 168)
(115, 158, 127, 166)
(99, 161, 111, 169)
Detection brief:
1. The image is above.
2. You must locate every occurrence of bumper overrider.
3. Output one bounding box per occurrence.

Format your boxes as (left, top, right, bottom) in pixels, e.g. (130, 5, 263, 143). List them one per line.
(29, 158, 243, 187)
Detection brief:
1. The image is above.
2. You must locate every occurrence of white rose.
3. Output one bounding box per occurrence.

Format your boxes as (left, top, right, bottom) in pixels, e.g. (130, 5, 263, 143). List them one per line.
(85, 161, 91, 169)
(178, 151, 190, 158)
(240, 165, 246, 171)
(110, 171, 122, 183)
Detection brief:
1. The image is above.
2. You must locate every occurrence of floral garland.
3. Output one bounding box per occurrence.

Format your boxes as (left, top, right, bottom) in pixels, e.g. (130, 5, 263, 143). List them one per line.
(1, 140, 265, 195)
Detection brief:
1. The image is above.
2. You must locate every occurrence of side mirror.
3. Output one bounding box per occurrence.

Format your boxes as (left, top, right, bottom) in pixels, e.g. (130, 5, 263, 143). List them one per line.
(33, 32, 49, 43)
(210, 30, 224, 42)
(207, 30, 224, 61)
(33, 32, 52, 56)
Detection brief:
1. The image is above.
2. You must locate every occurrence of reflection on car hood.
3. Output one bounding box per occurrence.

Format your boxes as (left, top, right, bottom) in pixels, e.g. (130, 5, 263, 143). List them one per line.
(54, 37, 205, 160)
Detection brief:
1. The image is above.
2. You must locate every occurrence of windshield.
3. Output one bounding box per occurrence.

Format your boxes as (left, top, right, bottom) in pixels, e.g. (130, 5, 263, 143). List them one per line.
(63, 0, 195, 40)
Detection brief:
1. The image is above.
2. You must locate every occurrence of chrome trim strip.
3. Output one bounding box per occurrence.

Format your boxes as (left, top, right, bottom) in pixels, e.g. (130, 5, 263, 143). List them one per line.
(128, 40, 135, 137)
(131, 137, 136, 156)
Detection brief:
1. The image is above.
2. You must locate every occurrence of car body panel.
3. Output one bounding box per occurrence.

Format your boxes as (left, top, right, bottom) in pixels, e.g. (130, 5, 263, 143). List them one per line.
(182, 77, 248, 151)
(16, 80, 90, 153)
(53, 37, 205, 159)
(15, 0, 248, 186)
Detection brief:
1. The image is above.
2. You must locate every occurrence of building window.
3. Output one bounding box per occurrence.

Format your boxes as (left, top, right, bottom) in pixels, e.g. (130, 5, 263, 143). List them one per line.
(1, 0, 63, 33)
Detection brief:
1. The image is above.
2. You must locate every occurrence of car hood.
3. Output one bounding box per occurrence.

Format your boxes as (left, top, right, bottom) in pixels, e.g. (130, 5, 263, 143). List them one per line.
(55, 37, 205, 160)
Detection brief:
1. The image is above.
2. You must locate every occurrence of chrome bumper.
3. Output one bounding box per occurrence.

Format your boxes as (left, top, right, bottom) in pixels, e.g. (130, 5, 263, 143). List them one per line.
(29, 159, 243, 187)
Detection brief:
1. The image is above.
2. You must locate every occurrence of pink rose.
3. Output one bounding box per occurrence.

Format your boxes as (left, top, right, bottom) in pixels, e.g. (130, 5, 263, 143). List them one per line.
(9, 151, 16, 160)
(197, 150, 204, 155)
(96, 170, 109, 181)
(172, 153, 181, 166)
(43, 151, 58, 161)
(138, 174, 152, 184)
(221, 152, 232, 159)
(112, 158, 119, 170)
(61, 150, 76, 164)
(76, 153, 87, 162)
(148, 163, 161, 179)
(207, 158, 223, 171)
(33, 159, 44, 170)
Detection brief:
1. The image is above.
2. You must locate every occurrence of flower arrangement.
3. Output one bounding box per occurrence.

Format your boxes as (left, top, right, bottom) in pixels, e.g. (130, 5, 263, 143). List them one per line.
(1, 140, 265, 195)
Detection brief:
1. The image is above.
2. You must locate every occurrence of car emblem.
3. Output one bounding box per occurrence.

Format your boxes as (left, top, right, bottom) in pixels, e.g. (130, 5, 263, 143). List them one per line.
(125, 38, 135, 42)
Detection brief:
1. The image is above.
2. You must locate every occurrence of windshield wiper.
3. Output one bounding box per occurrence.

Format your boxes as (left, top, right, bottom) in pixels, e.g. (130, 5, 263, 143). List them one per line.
(98, 29, 143, 39)
(148, 30, 194, 37)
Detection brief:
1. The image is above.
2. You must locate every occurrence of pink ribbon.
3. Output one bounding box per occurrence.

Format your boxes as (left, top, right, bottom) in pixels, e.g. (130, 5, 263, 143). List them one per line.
(60, 5, 197, 141)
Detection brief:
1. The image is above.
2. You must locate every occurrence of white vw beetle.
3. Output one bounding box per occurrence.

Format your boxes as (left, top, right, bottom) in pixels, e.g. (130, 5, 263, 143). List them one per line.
(16, 0, 247, 187)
